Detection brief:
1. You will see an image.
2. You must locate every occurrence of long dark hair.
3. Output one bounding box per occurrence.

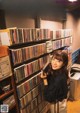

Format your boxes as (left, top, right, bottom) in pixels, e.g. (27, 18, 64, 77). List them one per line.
(48, 50, 69, 78)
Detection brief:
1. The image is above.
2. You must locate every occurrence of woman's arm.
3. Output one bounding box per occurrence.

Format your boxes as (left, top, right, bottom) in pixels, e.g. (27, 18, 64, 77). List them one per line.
(40, 71, 48, 85)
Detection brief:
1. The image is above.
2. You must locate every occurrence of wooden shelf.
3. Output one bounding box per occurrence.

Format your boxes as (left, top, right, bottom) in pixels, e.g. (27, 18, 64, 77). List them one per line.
(0, 89, 14, 100)
(0, 75, 12, 82)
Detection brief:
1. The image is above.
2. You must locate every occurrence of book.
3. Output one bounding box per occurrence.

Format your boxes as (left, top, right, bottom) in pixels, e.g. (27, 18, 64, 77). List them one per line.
(20, 108, 26, 113)
(11, 48, 23, 65)
(24, 64, 29, 77)
(26, 103, 31, 113)
(27, 91, 32, 104)
(0, 56, 12, 80)
(37, 94, 42, 104)
(17, 84, 26, 98)
(32, 86, 38, 99)
(24, 80, 30, 93)
(14, 64, 25, 83)
(8, 27, 19, 44)
(31, 97, 38, 111)
(17, 28, 24, 43)
(46, 40, 53, 53)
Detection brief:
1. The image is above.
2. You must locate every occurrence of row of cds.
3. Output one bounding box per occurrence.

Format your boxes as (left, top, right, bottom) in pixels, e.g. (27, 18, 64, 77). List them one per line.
(9, 28, 51, 44)
(0, 28, 72, 46)
(17, 72, 42, 98)
(11, 43, 46, 65)
(52, 37, 72, 50)
(20, 101, 49, 113)
(46, 37, 72, 53)
(9, 28, 72, 45)
(19, 83, 43, 109)
(14, 56, 48, 83)
(11, 37, 72, 65)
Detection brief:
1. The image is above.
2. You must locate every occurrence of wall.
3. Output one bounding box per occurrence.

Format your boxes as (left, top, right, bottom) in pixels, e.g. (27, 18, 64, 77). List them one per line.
(5, 13, 35, 28)
(41, 20, 62, 30)
(5, 11, 64, 29)
(66, 13, 80, 52)
(3, 2, 66, 28)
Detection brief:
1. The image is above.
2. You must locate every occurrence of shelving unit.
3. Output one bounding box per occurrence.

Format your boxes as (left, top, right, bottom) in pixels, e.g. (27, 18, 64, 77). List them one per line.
(0, 28, 72, 113)
(8, 28, 50, 113)
(0, 45, 16, 113)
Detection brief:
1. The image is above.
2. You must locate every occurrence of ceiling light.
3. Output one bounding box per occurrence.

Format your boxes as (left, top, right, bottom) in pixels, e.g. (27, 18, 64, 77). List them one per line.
(68, 0, 77, 2)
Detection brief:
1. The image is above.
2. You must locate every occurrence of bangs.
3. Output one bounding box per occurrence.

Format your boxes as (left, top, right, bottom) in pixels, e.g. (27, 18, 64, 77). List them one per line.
(53, 55, 63, 61)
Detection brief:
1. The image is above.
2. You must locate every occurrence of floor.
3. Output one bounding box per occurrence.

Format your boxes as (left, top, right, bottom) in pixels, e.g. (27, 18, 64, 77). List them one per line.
(67, 99, 80, 113)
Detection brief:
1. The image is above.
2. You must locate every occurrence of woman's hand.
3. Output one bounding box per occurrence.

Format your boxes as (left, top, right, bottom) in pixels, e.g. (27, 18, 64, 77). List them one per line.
(40, 71, 47, 79)
(40, 71, 48, 85)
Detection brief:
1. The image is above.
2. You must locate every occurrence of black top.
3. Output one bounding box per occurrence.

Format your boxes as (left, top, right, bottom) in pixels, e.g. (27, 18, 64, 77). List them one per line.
(43, 65, 68, 103)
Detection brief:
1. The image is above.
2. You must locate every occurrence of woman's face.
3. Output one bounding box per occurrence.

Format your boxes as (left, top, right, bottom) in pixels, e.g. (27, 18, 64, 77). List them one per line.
(51, 57, 63, 70)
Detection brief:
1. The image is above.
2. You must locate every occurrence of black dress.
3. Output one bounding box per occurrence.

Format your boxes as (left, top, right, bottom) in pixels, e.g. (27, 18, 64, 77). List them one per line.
(43, 68, 68, 103)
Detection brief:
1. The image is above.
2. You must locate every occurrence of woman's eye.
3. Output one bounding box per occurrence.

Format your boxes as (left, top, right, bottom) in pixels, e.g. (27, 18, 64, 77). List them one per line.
(57, 60, 62, 62)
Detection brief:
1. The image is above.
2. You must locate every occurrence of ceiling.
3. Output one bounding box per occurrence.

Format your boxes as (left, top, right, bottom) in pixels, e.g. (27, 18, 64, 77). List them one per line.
(0, 0, 80, 11)
(0, 0, 80, 17)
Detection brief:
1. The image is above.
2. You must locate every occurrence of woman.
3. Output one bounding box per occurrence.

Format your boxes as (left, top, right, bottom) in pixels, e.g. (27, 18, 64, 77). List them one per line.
(41, 50, 69, 113)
